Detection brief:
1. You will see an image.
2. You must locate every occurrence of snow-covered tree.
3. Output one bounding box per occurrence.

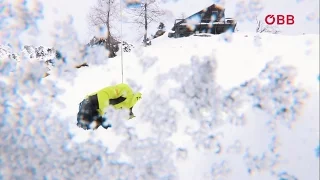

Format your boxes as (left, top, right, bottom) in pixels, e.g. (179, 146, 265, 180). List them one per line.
(153, 53, 309, 179)
(255, 17, 280, 34)
(241, 59, 308, 128)
(0, 0, 43, 50)
(0, 2, 115, 179)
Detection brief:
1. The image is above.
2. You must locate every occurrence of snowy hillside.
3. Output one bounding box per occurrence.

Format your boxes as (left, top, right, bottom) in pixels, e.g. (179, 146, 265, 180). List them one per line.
(47, 32, 319, 180)
(0, 2, 319, 179)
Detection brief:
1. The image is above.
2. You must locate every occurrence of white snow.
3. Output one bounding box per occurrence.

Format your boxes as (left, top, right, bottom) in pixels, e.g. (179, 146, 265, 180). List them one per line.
(53, 32, 319, 180)
(1, 1, 319, 179)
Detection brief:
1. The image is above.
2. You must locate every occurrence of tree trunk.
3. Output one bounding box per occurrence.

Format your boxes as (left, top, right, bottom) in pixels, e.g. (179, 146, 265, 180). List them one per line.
(144, 3, 147, 46)
(107, 0, 115, 57)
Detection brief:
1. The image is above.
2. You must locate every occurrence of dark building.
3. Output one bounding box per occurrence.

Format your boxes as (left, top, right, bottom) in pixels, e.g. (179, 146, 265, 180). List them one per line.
(168, 4, 237, 38)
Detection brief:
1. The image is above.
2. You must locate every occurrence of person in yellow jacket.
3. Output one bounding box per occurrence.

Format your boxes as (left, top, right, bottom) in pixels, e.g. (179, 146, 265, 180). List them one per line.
(76, 83, 142, 130)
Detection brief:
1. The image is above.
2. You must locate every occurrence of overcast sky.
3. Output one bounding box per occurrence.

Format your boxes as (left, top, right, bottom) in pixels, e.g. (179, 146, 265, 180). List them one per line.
(37, 0, 319, 46)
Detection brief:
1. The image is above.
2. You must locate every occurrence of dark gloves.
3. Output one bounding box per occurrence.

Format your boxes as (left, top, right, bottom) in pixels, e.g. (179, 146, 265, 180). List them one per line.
(99, 116, 112, 130)
(102, 124, 112, 129)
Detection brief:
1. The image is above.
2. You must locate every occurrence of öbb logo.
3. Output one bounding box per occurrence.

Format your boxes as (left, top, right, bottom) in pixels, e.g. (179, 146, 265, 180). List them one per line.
(265, 15, 295, 25)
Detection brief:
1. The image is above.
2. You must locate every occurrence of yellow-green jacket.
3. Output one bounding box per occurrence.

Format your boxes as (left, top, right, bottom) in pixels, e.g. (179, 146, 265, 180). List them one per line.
(87, 83, 142, 116)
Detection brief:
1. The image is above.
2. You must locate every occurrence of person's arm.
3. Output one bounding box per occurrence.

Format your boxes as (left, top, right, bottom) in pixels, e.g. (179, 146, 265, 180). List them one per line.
(109, 96, 126, 105)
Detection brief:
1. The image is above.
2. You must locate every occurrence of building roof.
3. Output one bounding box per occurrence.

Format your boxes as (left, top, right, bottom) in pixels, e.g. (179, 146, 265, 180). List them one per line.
(172, 3, 225, 29)
(185, 4, 225, 21)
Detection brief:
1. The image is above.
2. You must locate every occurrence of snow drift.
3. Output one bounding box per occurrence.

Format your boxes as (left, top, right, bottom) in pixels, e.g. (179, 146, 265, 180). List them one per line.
(0, 3, 319, 179)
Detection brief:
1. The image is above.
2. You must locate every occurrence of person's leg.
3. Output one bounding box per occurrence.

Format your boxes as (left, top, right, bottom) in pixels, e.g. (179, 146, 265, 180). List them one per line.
(77, 99, 95, 130)
(77, 94, 111, 130)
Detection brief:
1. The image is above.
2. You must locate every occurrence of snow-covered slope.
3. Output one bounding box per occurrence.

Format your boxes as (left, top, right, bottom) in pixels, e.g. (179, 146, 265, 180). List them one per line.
(1, 2, 319, 179)
(53, 32, 319, 180)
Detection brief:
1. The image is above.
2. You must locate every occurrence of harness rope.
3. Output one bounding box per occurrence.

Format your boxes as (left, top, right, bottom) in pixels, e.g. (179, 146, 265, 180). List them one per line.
(120, 0, 124, 83)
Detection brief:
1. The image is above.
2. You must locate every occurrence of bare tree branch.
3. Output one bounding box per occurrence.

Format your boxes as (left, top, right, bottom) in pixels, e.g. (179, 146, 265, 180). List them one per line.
(125, 0, 165, 45)
(87, 0, 120, 57)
